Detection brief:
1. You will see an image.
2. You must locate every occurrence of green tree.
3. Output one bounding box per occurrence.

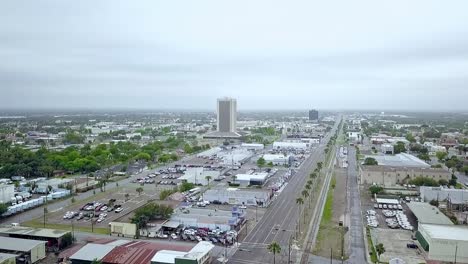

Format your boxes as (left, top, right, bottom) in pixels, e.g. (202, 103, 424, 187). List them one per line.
(375, 243, 385, 261)
(0, 203, 8, 215)
(369, 185, 383, 195)
(267, 242, 281, 264)
(317, 162, 323, 172)
(136, 187, 144, 196)
(179, 181, 195, 192)
(405, 133, 416, 143)
(417, 153, 430, 162)
(257, 157, 266, 167)
(436, 151, 447, 162)
(134, 152, 151, 162)
(394, 141, 406, 154)
(364, 157, 378, 166)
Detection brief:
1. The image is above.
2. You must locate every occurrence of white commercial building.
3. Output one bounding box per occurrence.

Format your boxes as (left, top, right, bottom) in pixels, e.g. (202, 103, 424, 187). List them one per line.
(262, 154, 290, 166)
(151, 242, 214, 264)
(241, 143, 264, 150)
(235, 172, 269, 186)
(417, 224, 468, 263)
(179, 168, 220, 186)
(203, 187, 271, 206)
(217, 149, 253, 166)
(0, 184, 15, 204)
(273, 141, 308, 150)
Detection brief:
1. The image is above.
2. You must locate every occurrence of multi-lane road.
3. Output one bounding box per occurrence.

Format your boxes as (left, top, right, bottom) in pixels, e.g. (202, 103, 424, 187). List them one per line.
(229, 119, 341, 264)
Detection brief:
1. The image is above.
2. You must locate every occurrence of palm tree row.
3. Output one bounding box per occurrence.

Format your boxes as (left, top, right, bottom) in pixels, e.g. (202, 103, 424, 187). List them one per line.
(295, 161, 324, 239)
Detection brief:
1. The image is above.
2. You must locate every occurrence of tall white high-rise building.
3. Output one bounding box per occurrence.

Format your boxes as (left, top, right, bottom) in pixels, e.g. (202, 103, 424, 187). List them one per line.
(217, 97, 237, 133)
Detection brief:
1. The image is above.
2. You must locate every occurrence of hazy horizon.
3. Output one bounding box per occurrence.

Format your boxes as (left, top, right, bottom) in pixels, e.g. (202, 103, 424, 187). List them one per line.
(2, 0, 468, 110)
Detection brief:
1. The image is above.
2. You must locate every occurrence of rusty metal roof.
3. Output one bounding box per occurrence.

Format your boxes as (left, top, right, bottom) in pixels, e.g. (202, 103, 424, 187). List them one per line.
(101, 240, 193, 264)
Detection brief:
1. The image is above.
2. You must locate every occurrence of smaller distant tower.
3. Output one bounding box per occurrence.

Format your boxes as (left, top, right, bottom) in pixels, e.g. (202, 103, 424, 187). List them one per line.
(309, 109, 319, 121)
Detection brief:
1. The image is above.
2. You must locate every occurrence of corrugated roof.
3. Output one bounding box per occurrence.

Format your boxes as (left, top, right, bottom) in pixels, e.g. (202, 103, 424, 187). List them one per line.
(0, 226, 70, 238)
(70, 243, 116, 261)
(101, 240, 193, 264)
(0, 236, 46, 252)
(420, 223, 468, 241)
(407, 202, 453, 225)
(151, 250, 187, 263)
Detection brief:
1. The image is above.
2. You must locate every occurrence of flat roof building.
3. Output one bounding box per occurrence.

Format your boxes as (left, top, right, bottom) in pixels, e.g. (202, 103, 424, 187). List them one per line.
(417, 224, 468, 263)
(0, 237, 46, 264)
(203, 187, 272, 206)
(151, 242, 214, 264)
(170, 207, 245, 231)
(407, 202, 453, 226)
(235, 172, 269, 186)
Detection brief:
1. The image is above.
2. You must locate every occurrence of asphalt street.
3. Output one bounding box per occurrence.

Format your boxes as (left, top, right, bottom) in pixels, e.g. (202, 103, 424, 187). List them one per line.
(346, 147, 366, 264)
(229, 120, 340, 264)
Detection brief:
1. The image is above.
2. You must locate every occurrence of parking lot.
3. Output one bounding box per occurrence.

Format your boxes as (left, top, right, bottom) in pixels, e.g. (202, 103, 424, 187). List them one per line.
(370, 228, 425, 264)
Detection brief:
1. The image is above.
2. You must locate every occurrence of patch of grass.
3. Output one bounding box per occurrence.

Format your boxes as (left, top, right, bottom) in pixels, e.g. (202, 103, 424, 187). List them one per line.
(23, 219, 109, 235)
(366, 226, 378, 263)
(321, 185, 334, 224)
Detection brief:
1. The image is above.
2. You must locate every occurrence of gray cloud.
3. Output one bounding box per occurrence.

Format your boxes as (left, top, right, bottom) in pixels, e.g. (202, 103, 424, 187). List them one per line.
(1, 0, 468, 111)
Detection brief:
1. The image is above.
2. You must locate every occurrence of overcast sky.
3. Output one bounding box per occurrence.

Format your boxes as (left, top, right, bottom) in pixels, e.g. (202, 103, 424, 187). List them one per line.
(1, 1, 468, 111)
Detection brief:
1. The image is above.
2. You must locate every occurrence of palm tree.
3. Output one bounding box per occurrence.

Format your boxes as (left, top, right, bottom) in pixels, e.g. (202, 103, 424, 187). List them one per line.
(375, 243, 385, 261)
(205, 175, 212, 186)
(267, 241, 281, 264)
(302, 189, 310, 209)
(317, 161, 323, 172)
(307, 180, 313, 186)
(296, 197, 304, 233)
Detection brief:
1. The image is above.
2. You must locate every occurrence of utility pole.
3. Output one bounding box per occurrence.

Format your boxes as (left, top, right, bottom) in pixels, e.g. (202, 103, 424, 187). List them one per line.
(455, 244, 458, 264)
(330, 248, 333, 264)
(288, 235, 292, 264)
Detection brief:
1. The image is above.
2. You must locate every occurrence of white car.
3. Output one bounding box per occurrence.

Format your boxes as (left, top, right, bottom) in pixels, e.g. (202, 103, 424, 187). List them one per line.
(239, 205, 247, 209)
(115, 207, 123, 213)
(171, 233, 178, 239)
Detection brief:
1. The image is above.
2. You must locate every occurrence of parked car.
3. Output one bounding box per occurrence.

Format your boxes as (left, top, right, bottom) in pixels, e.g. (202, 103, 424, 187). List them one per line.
(115, 207, 123, 213)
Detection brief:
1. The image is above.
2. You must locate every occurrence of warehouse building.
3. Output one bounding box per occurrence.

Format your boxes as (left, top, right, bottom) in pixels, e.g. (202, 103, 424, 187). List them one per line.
(417, 224, 468, 263)
(273, 141, 308, 150)
(406, 202, 453, 226)
(170, 207, 245, 231)
(420, 187, 468, 211)
(179, 168, 220, 186)
(359, 166, 451, 187)
(0, 226, 71, 250)
(0, 237, 46, 264)
(240, 143, 264, 150)
(235, 172, 269, 186)
(203, 187, 272, 206)
(151, 241, 214, 264)
(262, 154, 291, 166)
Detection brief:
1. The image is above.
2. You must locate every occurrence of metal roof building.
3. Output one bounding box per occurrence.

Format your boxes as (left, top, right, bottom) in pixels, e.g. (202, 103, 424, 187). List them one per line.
(70, 243, 117, 264)
(407, 202, 453, 225)
(364, 153, 430, 168)
(417, 224, 468, 263)
(102, 240, 192, 264)
(0, 226, 70, 239)
(0, 237, 46, 263)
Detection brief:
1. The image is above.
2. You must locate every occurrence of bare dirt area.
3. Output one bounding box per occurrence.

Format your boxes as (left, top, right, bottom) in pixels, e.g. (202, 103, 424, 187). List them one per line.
(313, 168, 347, 259)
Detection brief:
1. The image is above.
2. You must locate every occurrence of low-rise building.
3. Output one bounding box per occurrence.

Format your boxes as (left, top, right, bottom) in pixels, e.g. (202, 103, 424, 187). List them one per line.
(417, 224, 468, 263)
(203, 187, 271, 206)
(262, 154, 291, 166)
(170, 207, 245, 231)
(151, 242, 214, 264)
(359, 166, 451, 186)
(235, 172, 269, 186)
(273, 141, 308, 150)
(179, 168, 220, 186)
(240, 143, 264, 150)
(0, 237, 46, 264)
(0, 226, 71, 250)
